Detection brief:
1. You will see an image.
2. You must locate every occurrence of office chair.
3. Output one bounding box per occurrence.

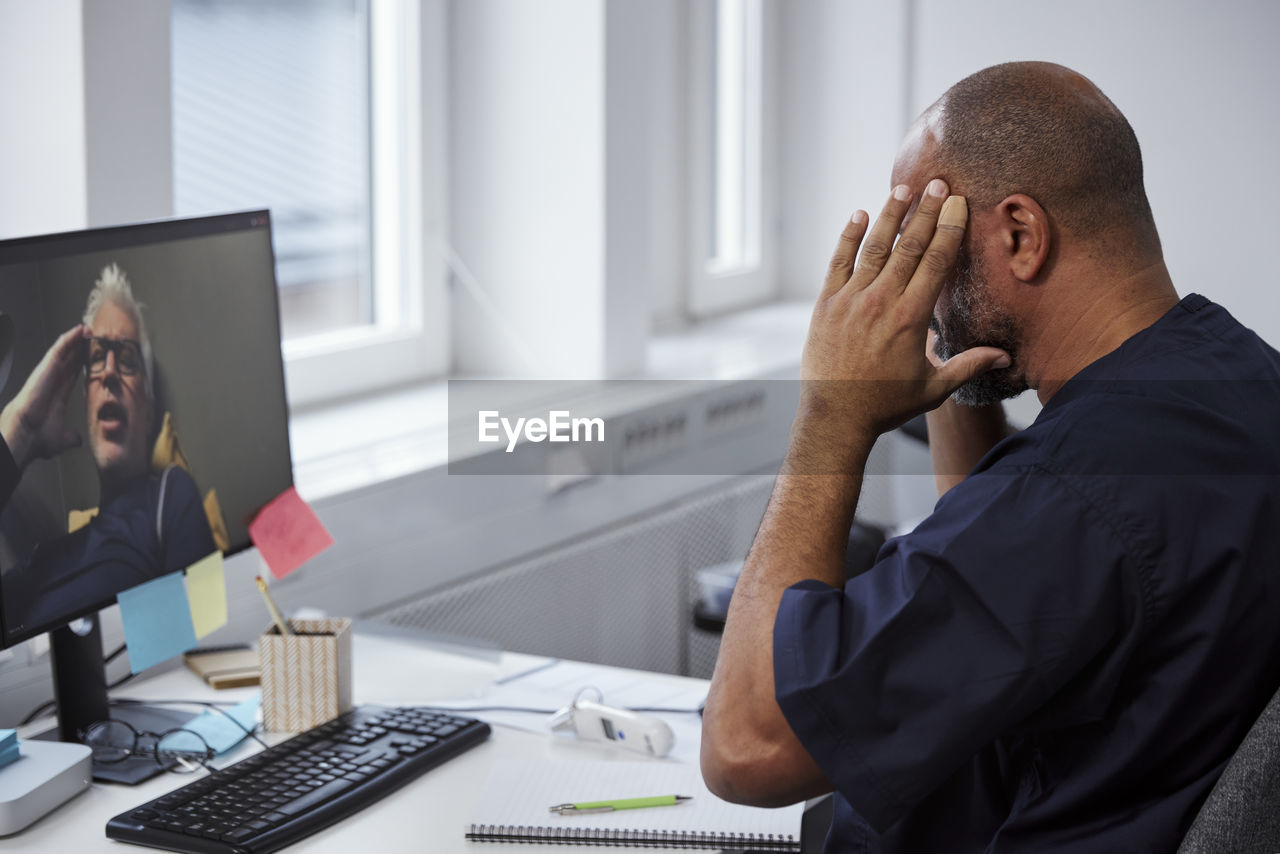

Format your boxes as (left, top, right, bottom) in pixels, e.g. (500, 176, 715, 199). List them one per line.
(1177, 680, 1280, 853)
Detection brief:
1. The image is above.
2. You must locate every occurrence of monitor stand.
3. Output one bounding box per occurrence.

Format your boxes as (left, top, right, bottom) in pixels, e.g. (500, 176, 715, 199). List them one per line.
(30, 613, 194, 784)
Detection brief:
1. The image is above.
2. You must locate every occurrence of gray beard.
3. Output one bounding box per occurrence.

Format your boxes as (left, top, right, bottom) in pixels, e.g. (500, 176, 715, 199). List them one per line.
(930, 249, 1028, 407)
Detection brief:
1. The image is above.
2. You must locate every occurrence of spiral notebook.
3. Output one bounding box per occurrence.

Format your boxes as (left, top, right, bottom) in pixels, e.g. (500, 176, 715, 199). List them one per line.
(465, 758, 804, 850)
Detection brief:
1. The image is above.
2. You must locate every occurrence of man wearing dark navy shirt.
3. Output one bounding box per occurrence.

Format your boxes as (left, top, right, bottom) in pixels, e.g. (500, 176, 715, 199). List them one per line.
(701, 62, 1280, 852)
(0, 264, 214, 636)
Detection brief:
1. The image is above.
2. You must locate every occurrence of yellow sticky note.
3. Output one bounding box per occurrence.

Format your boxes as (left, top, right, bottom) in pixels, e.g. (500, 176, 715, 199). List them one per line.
(185, 551, 228, 639)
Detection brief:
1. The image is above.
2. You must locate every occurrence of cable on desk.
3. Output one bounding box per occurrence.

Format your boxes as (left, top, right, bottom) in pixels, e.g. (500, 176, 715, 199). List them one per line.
(430, 705, 557, 714)
(18, 698, 701, 729)
(18, 642, 138, 724)
(19, 699, 56, 726)
(627, 707, 704, 714)
(436, 705, 703, 715)
(108, 670, 139, 691)
(105, 642, 127, 665)
(440, 678, 705, 717)
(17, 695, 271, 756)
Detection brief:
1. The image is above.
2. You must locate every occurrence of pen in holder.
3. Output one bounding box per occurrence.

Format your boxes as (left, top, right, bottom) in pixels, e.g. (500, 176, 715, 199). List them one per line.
(258, 617, 353, 732)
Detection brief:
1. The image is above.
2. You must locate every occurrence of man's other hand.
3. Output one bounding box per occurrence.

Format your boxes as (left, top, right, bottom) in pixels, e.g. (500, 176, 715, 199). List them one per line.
(0, 324, 90, 469)
(797, 179, 1010, 454)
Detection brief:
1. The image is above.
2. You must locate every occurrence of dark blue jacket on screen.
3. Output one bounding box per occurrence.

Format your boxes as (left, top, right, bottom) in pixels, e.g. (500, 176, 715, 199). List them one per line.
(0, 453, 215, 639)
(775, 294, 1280, 853)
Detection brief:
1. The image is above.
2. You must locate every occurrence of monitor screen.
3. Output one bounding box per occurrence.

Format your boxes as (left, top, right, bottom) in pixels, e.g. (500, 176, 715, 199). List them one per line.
(0, 211, 293, 647)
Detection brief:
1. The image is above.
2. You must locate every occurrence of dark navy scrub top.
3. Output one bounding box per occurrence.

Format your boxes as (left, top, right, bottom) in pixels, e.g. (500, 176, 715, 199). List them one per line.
(774, 295, 1280, 853)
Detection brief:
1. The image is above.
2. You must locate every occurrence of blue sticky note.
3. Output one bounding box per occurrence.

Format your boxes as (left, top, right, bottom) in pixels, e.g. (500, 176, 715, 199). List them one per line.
(0, 729, 17, 770)
(182, 695, 261, 756)
(0, 743, 19, 768)
(118, 572, 199, 674)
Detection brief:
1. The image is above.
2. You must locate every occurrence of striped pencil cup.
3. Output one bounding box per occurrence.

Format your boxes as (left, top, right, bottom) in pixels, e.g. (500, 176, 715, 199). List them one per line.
(259, 618, 353, 732)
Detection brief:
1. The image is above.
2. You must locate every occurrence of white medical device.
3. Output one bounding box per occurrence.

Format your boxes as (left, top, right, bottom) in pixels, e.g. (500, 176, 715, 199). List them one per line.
(550, 693, 676, 758)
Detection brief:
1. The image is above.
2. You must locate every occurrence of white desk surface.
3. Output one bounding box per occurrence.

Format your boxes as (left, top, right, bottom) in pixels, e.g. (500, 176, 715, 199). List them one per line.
(13, 632, 716, 852)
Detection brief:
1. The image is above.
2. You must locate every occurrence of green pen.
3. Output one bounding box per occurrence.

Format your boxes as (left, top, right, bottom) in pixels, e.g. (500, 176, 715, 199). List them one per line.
(549, 795, 693, 815)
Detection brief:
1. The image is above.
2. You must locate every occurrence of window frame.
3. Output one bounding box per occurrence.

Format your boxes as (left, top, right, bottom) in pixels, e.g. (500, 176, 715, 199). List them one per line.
(686, 0, 779, 318)
(280, 0, 449, 408)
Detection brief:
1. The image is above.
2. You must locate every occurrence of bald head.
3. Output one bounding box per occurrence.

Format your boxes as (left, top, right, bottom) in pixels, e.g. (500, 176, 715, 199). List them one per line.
(929, 61, 1158, 254)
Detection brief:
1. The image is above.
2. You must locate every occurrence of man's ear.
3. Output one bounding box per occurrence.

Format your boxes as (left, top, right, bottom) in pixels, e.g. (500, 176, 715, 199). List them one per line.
(995, 194, 1051, 282)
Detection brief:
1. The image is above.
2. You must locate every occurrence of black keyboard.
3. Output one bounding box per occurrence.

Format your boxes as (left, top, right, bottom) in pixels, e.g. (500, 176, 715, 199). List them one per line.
(106, 705, 491, 853)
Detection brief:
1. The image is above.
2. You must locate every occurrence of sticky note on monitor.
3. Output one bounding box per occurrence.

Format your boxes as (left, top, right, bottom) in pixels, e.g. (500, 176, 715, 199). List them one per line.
(248, 486, 334, 579)
(185, 551, 227, 639)
(118, 572, 199, 674)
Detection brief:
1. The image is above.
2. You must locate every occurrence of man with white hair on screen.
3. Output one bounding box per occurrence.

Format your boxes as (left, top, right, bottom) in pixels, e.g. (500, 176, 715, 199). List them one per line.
(0, 263, 214, 632)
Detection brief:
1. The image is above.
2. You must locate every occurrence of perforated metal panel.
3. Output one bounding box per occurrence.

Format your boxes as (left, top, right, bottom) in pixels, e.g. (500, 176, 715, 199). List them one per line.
(372, 436, 907, 679)
(373, 475, 777, 675)
(688, 625, 725, 681)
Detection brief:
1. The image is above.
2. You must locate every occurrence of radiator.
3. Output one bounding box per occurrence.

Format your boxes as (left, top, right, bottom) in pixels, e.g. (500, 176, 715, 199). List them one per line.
(371, 432, 918, 679)
(373, 474, 776, 676)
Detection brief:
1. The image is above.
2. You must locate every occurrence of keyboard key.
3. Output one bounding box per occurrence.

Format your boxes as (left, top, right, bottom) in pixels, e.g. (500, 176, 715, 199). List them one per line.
(277, 779, 356, 816)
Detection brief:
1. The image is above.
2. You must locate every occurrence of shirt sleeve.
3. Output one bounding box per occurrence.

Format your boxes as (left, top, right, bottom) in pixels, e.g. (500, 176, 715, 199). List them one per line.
(773, 466, 1130, 833)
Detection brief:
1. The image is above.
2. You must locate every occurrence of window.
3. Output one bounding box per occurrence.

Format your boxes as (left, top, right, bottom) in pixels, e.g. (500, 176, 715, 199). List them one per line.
(171, 0, 447, 405)
(688, 0, 777, 317)
(709, 0, 762, 276)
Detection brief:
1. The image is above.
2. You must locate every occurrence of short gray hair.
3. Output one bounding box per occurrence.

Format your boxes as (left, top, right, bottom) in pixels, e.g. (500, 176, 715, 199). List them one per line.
(83, 263, 154, 399)
(934, 61, 1158, 252)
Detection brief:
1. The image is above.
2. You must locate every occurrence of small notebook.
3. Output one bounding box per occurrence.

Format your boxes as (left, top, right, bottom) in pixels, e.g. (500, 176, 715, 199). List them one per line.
(465, 759, 804, 850)
(183, 646, 260, 689)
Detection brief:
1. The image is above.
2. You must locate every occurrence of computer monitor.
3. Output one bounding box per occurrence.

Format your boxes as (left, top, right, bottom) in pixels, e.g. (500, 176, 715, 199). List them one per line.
(0, 211, 293, 770)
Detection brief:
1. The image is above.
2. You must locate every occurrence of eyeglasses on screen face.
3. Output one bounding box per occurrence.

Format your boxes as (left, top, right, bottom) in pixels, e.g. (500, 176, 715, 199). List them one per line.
(86, 336, 144, 378)
(79, 719, 215, 773)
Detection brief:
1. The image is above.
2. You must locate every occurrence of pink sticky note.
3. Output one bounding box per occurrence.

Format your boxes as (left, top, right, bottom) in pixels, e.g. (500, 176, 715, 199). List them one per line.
(248, 486, 334, 579)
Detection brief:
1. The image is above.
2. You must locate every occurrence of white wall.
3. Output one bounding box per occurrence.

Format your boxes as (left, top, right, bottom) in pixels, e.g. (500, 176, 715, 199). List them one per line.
(623, 0, 688, 329)
(0, 1, 89, 237)
(449, 0, 690, 377)
(778, 1, 911, 298)
(0, 1, 171, 240)
(778, 0, 1280, 346)
(81, 0, 173, 228)
(909, 0, 1280, 343)
(604, 0, 671, 372)
(449, 0, 608, 378)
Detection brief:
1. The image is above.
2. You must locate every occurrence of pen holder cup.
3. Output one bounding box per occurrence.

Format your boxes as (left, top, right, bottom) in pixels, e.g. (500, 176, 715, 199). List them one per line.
(258, 617, 354, 732)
